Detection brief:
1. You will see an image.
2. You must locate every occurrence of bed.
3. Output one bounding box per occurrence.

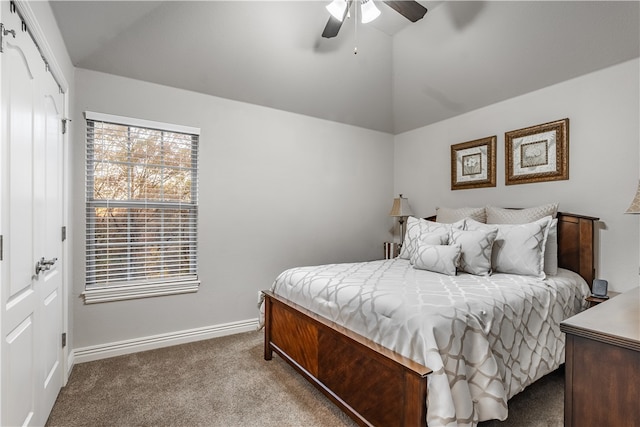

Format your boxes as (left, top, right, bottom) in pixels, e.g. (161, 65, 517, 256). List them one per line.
(262, 211, 598, 427)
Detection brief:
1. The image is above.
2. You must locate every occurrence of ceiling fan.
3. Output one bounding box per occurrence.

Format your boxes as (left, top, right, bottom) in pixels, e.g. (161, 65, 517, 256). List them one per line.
(322, 0, 428, 38)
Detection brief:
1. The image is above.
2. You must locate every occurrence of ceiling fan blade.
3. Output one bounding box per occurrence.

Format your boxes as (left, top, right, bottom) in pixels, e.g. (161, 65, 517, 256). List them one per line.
(322, 15, 344, 38)
(383, 1, 428, 22)
(322, 0, 353, 39)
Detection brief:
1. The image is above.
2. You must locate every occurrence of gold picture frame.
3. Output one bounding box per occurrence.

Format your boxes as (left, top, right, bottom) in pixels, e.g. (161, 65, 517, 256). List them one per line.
(451, 136, 496, 190)
(505, 118, 569, 185)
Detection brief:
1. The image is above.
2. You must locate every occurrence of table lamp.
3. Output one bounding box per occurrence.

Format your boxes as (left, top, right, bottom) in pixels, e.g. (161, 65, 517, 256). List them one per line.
(625, 180, 640, 213)
(389, 194, 413, 245)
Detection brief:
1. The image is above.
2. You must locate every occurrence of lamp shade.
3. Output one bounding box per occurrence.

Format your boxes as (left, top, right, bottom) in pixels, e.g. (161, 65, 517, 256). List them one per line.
(360, 0, 381, 23)
(389, 194, 413, 217)
(625, 180, 640, 214)
(326, 0, 348, 21)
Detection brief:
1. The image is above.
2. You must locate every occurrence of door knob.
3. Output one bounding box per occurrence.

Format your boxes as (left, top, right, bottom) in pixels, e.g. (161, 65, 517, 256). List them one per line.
(35, 257, 57, 275)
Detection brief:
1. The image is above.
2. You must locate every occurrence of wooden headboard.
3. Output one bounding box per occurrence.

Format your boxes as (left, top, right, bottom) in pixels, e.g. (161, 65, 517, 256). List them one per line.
(556, 212, 599, 288)
(424, 211, 599, 288)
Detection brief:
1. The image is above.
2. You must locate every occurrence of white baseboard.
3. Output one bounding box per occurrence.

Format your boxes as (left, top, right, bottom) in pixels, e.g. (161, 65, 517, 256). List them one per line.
(66, 349, 75, 382)
(71, 318, 260, 365)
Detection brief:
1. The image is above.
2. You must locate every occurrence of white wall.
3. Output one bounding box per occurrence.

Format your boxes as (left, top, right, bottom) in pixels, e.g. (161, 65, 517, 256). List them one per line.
(394, 59, 640, 292)
(72, 69, 394, 348)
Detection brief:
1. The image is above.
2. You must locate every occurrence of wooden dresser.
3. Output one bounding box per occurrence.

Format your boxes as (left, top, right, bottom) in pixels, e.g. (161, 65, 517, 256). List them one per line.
(560, 287, 640, 427)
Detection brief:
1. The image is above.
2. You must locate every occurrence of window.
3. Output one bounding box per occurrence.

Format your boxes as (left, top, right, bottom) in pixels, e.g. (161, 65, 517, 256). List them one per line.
(84, 112, 200, 303)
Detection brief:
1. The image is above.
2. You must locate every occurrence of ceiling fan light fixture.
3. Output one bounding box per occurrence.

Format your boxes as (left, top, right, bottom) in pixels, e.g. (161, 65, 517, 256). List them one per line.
(360, 0, 381, 23)
(326, 0, 348, 21)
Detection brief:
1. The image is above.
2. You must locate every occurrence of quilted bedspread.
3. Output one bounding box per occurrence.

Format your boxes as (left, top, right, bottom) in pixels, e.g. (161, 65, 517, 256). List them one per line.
(268, 258, 589, 426)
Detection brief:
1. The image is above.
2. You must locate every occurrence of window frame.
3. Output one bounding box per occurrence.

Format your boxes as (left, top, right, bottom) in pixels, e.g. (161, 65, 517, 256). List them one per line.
(83, 111, 200, 304)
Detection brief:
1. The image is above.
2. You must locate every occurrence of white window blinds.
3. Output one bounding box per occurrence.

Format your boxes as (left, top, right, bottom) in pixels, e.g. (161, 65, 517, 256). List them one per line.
(84, 112, 200, 303)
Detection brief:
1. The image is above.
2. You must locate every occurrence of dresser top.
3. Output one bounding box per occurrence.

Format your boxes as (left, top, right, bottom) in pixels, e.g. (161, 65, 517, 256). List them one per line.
(561, 287, 640, 351)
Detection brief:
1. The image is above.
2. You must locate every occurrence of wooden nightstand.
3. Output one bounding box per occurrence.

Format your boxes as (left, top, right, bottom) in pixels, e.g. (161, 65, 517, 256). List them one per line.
(585, 291, 620, 308)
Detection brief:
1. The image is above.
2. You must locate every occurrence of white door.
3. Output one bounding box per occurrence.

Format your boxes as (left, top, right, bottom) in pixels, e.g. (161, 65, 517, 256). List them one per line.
(1, 2, 65, 425)
(37, 66, 65, 426)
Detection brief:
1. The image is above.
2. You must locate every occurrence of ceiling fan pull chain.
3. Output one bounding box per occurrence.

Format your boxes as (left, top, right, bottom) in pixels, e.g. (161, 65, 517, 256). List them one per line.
(354, 0, 358, 54)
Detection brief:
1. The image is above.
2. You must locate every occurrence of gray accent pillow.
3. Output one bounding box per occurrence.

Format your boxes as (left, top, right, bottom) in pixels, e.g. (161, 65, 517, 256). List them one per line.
(450, 228, 498, 276)
(399, 217, 463, 260)
(436, 206, 486, 224)
(544, 219, 558, 276)
(485, 203, 558, 224)
(467, 217, 552, 278)
(485, 204, 559, 275)
(411, 244, 461, 276)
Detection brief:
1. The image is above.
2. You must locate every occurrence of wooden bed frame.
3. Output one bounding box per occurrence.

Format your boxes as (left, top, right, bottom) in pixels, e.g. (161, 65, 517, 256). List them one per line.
(263, 212, 598, 427)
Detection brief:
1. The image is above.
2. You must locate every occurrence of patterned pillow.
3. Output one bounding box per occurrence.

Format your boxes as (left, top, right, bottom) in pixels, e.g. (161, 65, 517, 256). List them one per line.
(450, 228, 498, 276)
(486, 204, 559, 275)
(399, 217, 464, 260)
(411, 244, 461, 276)
(436, 206, 486, 224)
(467, 217, 552, 278)
(485, 203, 558, 224)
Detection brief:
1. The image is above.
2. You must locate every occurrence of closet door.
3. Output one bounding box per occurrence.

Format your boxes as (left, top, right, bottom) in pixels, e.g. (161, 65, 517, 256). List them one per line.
(1, 2, 64, 425)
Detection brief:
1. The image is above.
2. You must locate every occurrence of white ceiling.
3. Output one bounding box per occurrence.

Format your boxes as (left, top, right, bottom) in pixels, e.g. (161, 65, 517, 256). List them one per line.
(50, 1, 639, 134)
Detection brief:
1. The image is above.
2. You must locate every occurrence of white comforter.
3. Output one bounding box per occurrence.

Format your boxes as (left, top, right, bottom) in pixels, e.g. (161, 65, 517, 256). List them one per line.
(268, 258, 589, 426)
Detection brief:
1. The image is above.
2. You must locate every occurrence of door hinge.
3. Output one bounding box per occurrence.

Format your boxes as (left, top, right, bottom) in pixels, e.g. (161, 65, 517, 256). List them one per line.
(61, 226, 67, 242)
(62, 333, 67, 348)
(61, 119, 71, 135)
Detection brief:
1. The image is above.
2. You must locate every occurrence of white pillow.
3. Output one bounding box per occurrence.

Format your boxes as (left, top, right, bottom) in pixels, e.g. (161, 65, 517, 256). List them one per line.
(399, 217, 464, 260)
(485, 203, 558, 224)
(436, 206, 486, 224)
(450, 228, 498, 276)
(485, 204, 559, 275)
(467, 217, 552, 278)
(411, 244, 461, 276)
(544, 219, 558, 276)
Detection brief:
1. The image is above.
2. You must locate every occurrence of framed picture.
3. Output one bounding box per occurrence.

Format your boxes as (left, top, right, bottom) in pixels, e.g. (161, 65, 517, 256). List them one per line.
(505, 118, 569, 185)
(450, 136, 496, 190)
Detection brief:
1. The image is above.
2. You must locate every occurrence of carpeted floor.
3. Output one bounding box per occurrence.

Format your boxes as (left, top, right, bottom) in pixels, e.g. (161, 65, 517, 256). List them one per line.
(46, 331, 563, 426)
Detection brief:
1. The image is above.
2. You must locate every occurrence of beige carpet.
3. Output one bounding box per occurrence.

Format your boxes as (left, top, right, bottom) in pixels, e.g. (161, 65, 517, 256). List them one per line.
(46, 331, 563, 426)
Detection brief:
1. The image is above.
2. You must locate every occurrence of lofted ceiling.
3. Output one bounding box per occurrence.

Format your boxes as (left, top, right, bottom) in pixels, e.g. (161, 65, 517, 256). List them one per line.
(50, 1, 639, 134)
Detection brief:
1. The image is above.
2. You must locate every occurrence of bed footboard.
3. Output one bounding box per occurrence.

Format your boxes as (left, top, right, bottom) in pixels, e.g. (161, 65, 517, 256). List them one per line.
(263, 291, 431, 427)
